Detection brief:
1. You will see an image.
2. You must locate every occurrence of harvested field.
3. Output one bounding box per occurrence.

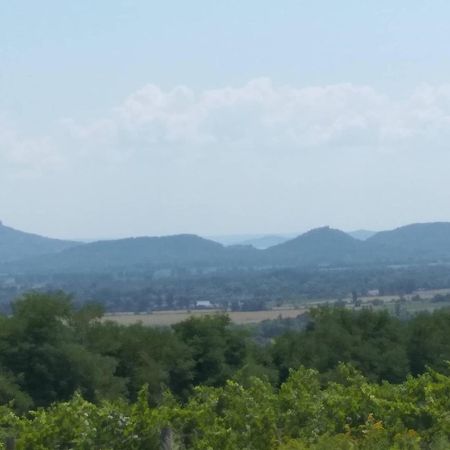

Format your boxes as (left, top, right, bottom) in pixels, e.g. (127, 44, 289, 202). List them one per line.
(103, 308, 307, 326)
(102, 288, 450, 327)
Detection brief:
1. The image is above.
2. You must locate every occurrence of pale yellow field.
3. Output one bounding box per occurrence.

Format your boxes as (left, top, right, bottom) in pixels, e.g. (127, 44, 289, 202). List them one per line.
(102, 288, 450, 327)
(103, 308, 307, 326)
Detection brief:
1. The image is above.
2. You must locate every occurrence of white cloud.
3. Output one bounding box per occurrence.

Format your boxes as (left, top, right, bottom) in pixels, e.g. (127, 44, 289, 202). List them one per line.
(4, 79, 450, 237)
(3, 79, 450, 175)
(57, 79, 450, 162)
(0, 118, 63, 177)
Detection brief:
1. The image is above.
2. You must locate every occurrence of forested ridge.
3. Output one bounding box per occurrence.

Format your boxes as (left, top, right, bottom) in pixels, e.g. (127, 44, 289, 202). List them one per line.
(1, 292, 450, 447)
(5, 222, 450, 272)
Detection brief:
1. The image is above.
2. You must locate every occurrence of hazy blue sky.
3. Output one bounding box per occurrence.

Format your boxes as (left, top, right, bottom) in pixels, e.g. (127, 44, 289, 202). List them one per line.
(2, 1, 450, 239)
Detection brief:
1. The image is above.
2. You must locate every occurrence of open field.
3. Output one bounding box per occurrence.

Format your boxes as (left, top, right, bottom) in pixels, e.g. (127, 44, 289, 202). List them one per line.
(103, 289, 450, 327)
(368, 297, 450, 315)
(103, 307, 307, 326)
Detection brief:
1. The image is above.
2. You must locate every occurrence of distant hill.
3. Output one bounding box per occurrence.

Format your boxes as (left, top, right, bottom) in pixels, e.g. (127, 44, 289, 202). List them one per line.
(265, 226, 364, 266)
(5, 222, 450, 274)
(0, 222, 79, 263)
(267, 223, 450, 266)
(9, 234, 237, 273)
(237, 235, 290, 249)
(347, 229, 377, 240)
(366, 222, 450, 263)
(207, 234, 260, 246)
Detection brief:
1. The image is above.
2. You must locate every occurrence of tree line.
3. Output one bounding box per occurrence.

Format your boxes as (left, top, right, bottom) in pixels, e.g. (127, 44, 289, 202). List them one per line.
(1, 292, 450, 447)
(1, 292, 450, 410)
(4, 263, 450, 313)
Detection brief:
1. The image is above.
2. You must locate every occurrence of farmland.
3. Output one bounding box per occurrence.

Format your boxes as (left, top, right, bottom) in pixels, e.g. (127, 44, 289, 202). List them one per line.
(103, 288, 450, 326)
(103, 307, 307, 326)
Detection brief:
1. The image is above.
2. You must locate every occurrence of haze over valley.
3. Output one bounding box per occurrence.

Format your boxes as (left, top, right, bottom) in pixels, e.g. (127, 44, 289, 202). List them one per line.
(2, 220, 450, 314)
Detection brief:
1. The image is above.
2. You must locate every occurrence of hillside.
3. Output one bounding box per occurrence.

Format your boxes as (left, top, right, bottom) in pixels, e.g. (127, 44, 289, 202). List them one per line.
(237, 234, 290, 249)
(0, 222, 79, 263)
(5, 222, 450, 274)
(347, 229, 376, 240)
(267, 223, 450, 266)
(265, 226, 364, 266)
(366, 222, 450, 263)
(9, 234, 234, 273)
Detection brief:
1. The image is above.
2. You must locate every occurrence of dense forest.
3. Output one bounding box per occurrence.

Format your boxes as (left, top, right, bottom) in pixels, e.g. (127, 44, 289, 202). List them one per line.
(3, 263, 450, 313)
(1, 292, 450, 447)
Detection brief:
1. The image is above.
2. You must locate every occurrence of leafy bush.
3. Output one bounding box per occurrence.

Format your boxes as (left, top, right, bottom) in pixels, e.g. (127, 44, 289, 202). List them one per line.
(1, 365, 449, 449)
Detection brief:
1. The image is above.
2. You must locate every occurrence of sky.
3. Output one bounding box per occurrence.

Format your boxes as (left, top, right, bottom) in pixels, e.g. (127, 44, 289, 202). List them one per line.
(2, 1, 450, 239)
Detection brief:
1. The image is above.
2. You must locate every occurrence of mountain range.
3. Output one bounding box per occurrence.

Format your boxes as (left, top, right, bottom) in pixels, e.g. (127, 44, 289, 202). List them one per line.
(0, 221, 78, 263)
(211, 230, 375, 249)
(2, 221, 450, 273)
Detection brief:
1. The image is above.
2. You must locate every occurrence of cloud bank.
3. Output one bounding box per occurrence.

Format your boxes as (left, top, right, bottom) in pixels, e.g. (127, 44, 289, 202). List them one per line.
(3, 78, 450, 169)
(3, 79, 450, 237)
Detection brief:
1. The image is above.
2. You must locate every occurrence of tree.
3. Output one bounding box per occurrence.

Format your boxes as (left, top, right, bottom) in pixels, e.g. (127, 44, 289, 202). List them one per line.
(0, 292, 124, 407)
(173, 315, 248, 387)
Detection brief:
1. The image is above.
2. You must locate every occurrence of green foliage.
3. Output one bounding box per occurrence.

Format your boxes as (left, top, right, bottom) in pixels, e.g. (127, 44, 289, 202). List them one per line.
(173, 315, 248, 387)
(4, 292, 450, 414)
(85, 321, 194, 401)
(0, 292, 125, 407)
(14, 393, 161, 449)
(3, 366, 450, 449)
(407, 309, 450, 375)
(272, 307, 409, 384)
(3, 292, 450, 448)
